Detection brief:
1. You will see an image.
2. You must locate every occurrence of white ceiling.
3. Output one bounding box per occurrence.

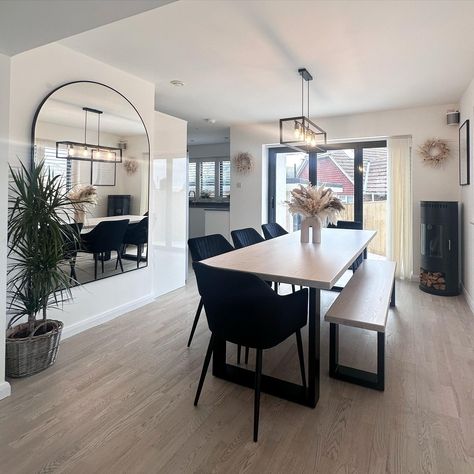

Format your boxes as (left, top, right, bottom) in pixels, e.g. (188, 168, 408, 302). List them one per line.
(50, 1, 474, 144)
(0, 0, 174, 56)
(37, 82, 146, 136)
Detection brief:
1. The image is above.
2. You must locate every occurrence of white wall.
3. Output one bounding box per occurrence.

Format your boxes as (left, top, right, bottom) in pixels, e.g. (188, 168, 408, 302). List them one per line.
(7, 43, 156, 340)
(230, 103, 460, 275)
(0, 52, 11, 399)
(152, 111, 188, 295)
(460, 78, 474, 310)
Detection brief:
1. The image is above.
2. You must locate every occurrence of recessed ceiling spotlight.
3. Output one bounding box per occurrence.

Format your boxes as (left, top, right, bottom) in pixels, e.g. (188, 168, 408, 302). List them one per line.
(204, 118, 216, 124)
(170, 80, 185, 87)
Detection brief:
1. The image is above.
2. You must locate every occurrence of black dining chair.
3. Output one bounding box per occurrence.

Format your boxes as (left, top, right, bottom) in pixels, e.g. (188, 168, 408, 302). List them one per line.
(121, 217, 149, 269)
(231, 227, 265, 249)
(61, 222, 83, 283)
(80, 219, 129, 280)
(261, 222, 297, 294)
(230, 227, 271, 364)
(261, 222, 288, 240)
(193, 261, 308, 442)
(187, 234, 234, 347)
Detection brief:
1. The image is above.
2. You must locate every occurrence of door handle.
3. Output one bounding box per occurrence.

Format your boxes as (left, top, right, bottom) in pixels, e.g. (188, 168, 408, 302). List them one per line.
(448, 239, 451, 251)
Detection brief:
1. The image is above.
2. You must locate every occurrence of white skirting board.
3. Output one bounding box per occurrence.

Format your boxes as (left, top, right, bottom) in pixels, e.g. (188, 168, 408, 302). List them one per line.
(462, 284, 474, 315)
(0, 381, 11, 401)
(61, 293, 155, 340)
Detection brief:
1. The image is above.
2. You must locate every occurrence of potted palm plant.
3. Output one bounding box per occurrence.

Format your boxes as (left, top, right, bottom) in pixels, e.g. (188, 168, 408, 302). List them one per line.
(6, 161, 80, 377)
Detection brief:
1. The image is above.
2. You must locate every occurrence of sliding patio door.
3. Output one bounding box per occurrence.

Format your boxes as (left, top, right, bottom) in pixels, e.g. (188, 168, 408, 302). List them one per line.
(268, 140, 388, 257)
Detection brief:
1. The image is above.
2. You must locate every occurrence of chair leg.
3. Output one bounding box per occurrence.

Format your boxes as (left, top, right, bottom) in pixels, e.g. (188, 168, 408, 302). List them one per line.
(295, 329, 307, 388)
(187, 298, 204, 347)
(117, 252, 124, 272)
(194, 334, 215, 406)
(245, 346, 250, 365)
(94, 254, 98, 280)
(137, 244, 142, 268)
(101, 253, 105, 274)
(237, 344, 242, 364)
(254, 349, 263, 442)
(291, 284, 296, 293)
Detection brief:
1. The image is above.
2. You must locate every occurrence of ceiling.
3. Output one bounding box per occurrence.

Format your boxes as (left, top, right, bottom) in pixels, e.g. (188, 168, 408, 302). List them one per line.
(43, 1, 474, 144)
(37, 82, 146, 137)
(0, 0, 174, 56)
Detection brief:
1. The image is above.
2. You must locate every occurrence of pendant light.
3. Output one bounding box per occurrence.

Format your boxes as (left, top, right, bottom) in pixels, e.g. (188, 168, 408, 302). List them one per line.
(279, 68, 327, 153)
(56, 107, 122, 163)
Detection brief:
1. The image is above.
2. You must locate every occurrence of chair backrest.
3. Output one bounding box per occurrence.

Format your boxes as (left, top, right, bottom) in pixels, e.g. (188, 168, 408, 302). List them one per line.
(188, 234, 233, 262)
(61, 222, 83, 256)
(124, 217, 149, 244)
(82, 219, 129, 253)
(328, 220, 362, 230)
(231, 227, 264, 249)
(261, 222, 288, 240)
(194, 262, 302, 348)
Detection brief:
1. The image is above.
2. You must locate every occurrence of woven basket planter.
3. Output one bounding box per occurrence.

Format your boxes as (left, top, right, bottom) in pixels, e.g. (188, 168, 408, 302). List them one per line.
(6, 320, 63, 378)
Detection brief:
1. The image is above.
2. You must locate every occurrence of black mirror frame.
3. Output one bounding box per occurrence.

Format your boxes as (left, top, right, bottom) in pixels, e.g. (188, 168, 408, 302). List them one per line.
(31, 80, 151, 284)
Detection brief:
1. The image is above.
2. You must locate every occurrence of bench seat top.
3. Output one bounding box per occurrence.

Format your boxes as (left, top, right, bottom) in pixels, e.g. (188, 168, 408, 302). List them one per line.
(325, 259, 396, 332)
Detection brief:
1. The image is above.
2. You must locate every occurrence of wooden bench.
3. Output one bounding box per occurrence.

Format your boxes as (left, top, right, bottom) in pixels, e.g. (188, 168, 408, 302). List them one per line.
(324, 259, 396, 391)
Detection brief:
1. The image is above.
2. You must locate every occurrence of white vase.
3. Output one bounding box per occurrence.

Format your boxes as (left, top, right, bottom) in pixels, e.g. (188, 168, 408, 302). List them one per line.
(301, 215, 322, 244)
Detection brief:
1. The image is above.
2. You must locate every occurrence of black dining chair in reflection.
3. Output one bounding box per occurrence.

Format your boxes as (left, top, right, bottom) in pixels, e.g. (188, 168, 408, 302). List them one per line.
(61, 222, 83, 283)
(80, 219, 129, 280)
(121, 217, 149, 269)
(261, 222, 288, 240)
(187, 234, 234, 347)
(193, 262, 308, 442)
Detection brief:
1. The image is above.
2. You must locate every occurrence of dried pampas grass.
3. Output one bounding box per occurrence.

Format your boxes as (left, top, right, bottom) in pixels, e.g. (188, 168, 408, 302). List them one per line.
(286, 184, 344, 225)
(418, 139, 450, 167)
(233, 152, 254, 174)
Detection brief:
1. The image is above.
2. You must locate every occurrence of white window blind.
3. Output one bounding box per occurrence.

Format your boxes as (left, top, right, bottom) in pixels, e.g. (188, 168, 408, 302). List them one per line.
(188, 161, 197, 196)
(219, 161, 230, 197)
(43, 145, 73, 191)
(200, 161, 216, 197)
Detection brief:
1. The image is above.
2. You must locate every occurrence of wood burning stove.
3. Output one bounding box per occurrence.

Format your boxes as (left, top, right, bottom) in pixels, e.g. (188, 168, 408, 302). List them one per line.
(419, 201, 460, 296)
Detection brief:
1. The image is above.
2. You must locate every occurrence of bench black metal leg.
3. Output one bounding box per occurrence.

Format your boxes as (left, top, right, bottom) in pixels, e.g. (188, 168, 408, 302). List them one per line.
(390, 281, 396, 307)
(329, 323, 339, 377)
(329, 323, 385, 391)
(377, 332, 385, 390)
(295, 329, 306, 388)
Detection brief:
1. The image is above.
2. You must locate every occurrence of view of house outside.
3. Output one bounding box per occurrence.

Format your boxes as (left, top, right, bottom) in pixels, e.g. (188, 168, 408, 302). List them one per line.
(276, 147, 388, 256)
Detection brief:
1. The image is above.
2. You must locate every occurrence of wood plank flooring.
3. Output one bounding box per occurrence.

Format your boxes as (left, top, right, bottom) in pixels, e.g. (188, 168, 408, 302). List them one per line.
(1, 277, 474, 473)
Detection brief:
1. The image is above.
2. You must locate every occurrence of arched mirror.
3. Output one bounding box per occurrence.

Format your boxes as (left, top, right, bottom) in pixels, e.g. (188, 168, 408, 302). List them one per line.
(32, 81, 150, 285)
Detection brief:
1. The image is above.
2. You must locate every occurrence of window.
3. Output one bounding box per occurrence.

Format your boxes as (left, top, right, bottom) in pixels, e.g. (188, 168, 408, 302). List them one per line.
(42, 145, 73, 191)
(189, 158, 230, 198)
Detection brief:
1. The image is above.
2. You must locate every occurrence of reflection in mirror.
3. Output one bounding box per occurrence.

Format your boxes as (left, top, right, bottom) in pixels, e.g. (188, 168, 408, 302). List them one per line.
(33, 81, 150, 285)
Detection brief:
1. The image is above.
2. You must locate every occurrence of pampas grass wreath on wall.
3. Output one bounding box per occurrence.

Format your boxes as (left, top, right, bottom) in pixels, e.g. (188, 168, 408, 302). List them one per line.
(233, 152, 254, 174)
(418, 138, 450, 167)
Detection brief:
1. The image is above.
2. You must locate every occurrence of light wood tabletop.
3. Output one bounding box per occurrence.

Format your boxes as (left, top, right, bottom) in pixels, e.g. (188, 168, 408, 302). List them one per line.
(82, 214, 144, 231)
(201, 227, 376, 409)
(203, 228, 376, 290)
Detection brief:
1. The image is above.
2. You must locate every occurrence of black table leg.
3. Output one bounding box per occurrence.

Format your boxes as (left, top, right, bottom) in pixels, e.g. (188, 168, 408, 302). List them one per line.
(307, 287, 320, 408)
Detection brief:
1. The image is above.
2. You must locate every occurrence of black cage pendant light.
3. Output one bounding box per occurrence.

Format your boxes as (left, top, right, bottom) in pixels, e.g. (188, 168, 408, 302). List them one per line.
(279, 68, 327, 153)
(56, 107, 123, 163)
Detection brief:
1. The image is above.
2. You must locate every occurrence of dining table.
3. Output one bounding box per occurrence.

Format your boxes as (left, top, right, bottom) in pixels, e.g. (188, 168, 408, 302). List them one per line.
(81, 214, 144, 231)
(202, 227, 376, 408)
